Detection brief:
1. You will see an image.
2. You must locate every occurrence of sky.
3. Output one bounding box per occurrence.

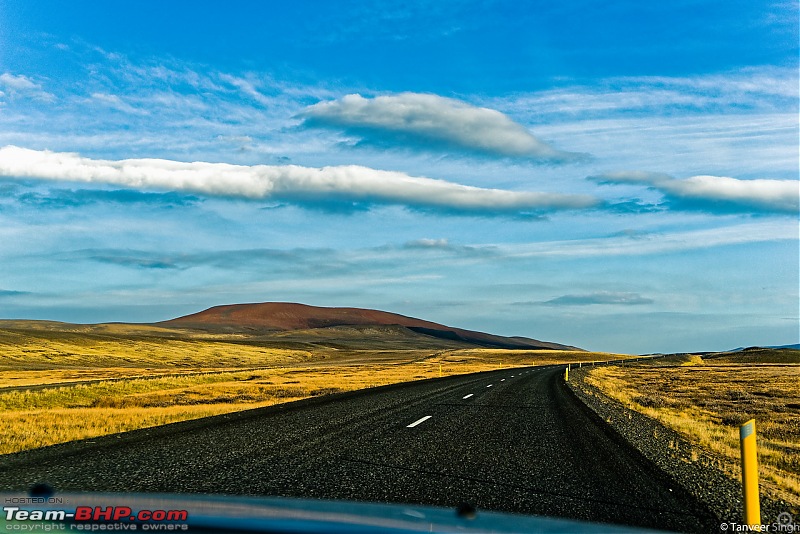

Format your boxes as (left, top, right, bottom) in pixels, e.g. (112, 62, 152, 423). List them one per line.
(0, 0, 797, 354)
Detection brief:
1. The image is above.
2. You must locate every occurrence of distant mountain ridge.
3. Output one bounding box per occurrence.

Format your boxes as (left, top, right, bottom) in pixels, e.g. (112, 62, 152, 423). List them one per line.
(160, 302, 579, 351)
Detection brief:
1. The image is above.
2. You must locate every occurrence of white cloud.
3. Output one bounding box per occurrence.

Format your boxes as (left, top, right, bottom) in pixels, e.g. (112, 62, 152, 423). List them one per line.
(624, 68, 799, 101)
(404, 238, 450, 249)
(0, 73, 39, 91)
(661, 176, 799, 212)
(303, 93, 587, 162)
(590, 171, 799, 214)
(0, 73, 55, 102)
(342, 222, 798, 268)
(218, 74, 273, 106)
(90, 93, 147, 115)
(541, 291, 654, 306)
(0, 146, 598, 215)
(488, 67, 798, 120)
(496, 221, 797, 258)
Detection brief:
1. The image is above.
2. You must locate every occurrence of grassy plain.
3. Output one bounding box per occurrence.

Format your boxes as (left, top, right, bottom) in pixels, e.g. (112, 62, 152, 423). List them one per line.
(0, 322, 627, 454)
(585, 349, 800, 505)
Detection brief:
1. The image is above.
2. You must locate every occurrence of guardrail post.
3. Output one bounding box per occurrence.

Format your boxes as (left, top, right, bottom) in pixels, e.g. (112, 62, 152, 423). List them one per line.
(740, 419, 760, 527)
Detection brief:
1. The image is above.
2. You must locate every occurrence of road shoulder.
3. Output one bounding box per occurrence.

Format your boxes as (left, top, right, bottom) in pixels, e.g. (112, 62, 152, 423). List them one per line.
(566, 366, 793, 527)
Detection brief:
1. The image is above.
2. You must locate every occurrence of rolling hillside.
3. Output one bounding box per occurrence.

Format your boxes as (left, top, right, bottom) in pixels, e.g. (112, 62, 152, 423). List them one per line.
(159, 302, 579, 351)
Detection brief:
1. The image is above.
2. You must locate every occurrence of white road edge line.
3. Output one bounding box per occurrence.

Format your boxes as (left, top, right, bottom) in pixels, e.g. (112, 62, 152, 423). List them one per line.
(407, 416, 432, 428)
(463, 394, 474, 399)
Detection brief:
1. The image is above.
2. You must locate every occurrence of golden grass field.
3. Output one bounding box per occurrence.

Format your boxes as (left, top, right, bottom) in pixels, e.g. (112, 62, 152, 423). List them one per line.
(585, 349, 800, 505)
(0, 323, 628, 454)
(6, 319, 798, 508)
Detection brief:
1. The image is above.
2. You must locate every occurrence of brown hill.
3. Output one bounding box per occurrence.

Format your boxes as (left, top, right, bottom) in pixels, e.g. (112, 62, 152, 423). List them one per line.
(159, 302, 578, 351)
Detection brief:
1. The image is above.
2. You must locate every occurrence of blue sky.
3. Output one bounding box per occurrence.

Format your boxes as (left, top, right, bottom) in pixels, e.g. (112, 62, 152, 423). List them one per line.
(0, 0, 797, 353)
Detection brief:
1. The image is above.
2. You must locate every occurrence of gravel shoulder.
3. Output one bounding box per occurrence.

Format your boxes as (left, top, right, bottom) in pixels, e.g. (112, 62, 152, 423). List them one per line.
(566, 366, 796, 528)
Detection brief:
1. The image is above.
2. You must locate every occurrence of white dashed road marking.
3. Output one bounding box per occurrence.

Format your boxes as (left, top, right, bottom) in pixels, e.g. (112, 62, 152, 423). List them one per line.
(486, 384, 493, 388)
(463, 394, 474, 399)
(406, 416, 432, 428)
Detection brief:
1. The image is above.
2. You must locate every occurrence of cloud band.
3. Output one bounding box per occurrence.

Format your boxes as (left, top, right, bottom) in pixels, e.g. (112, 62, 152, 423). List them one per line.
(590, 171, 799, 214)
(0, 146, 598, 215)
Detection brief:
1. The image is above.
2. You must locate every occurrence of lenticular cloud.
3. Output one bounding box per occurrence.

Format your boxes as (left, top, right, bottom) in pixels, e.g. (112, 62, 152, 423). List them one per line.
(590, 170, 799, 214)
(303, 93, 588, 162)
(0, 146, 598, 215)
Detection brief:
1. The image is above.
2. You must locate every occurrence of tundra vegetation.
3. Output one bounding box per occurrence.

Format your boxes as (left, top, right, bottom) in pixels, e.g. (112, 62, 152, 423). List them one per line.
(586, 349, 800, 506)
(0, 322, 625, 454)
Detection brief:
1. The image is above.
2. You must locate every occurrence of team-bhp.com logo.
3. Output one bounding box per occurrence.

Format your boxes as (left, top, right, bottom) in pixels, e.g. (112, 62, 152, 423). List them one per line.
(4, 505, 189, 530)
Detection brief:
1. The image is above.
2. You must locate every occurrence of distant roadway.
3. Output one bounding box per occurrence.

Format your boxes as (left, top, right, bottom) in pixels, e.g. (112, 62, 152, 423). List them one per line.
(0, 365, 718, 532)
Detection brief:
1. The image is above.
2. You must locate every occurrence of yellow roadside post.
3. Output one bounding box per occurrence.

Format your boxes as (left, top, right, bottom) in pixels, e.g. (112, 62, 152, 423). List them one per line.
(565, 364, 569, 382)
(740, 419, 760, 527)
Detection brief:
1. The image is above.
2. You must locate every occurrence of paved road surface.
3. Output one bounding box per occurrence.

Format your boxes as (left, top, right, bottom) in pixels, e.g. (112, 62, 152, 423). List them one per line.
(0, 366, 718, 532)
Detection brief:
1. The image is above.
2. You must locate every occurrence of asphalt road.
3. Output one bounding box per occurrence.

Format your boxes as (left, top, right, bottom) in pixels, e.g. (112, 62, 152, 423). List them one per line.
(0, 366, 718, 532)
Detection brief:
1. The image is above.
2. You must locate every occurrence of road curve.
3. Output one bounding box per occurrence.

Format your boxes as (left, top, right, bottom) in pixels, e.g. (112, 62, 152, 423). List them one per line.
(0, 366, 718, 532)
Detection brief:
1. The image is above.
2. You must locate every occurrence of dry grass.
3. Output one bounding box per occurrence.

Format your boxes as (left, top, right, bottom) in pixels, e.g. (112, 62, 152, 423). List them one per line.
(0, 362, 489, 453)
(0, 367, 245, 388)
(440, 348, 631, 366)
(3, 404, 288, 453)
(0, 325, 633, 455)
(586, 355, 800, 505)
(0, 327, 312, 370)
